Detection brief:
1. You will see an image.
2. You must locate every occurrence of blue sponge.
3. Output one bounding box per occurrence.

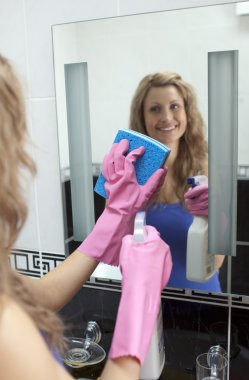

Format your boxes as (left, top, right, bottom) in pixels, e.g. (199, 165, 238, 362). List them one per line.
(94, 129, 171, 199)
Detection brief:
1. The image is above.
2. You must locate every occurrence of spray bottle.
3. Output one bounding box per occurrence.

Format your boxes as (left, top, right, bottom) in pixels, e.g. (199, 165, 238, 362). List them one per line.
(133, 212, 165, 380)
(186, 175, 216, 282)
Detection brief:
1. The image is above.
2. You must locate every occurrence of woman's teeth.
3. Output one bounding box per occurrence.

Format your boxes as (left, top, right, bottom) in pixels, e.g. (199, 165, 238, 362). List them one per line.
(158, 125, 176, 131)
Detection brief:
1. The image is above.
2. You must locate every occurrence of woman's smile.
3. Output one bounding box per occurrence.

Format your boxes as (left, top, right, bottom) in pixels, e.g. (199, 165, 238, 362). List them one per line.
(155, 124, 178, 133)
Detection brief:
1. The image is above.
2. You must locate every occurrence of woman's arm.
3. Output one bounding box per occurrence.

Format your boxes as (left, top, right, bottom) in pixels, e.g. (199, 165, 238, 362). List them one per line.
(21, 249, 98, 311)
(215, 254, 225, 269)
(100, 357, 140, 380)
(20, 140, 165, 312)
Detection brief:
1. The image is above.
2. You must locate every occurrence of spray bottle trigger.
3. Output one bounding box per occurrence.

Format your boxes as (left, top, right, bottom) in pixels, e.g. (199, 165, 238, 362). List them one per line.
(133, 211, 147, 243)
(187, 175, 208, 187)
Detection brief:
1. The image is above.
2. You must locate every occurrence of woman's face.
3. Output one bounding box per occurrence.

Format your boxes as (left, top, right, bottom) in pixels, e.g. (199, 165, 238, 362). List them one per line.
(143, 85, 187, 147)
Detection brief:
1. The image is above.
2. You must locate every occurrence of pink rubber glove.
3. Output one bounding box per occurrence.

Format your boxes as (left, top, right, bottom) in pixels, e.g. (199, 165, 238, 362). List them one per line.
(184, 184, 208, 217)
(78, 139, 167, 266)
(108, 226, 172, 364)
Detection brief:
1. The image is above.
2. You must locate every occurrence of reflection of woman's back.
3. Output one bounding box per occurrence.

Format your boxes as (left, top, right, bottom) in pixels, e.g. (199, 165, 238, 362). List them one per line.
(146, 202, 221, 292)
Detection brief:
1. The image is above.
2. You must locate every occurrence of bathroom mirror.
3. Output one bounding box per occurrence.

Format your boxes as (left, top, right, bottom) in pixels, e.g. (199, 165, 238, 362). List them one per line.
(52, 2, 249, 296)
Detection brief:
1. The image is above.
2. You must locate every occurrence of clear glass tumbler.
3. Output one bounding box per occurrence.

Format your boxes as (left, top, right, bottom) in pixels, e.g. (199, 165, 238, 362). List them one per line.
(196, 352, 228, 380)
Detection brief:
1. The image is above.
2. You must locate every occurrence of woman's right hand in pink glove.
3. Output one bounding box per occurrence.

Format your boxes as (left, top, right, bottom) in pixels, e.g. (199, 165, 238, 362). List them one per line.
(78, 139, 167, 266)
(103, 138, 167, 213)
(109, 226, 172, 364)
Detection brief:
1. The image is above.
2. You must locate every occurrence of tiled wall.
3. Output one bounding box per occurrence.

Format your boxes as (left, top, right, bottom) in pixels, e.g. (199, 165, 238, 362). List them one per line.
(1, 0, 249, 379)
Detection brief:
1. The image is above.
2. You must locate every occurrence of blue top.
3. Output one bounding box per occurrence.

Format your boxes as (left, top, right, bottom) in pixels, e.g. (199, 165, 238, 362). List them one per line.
(41, 332, 64, 366)
(51, 346, 64, 366)
(146, 202, 221, 292)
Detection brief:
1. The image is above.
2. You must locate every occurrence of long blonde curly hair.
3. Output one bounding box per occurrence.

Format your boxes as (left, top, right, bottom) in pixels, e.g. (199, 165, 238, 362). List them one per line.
(0, 55, 65, 353)
(129, 72, 208, 202)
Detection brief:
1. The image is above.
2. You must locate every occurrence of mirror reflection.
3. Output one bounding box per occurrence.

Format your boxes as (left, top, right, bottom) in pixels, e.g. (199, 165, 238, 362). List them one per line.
(52, 2, 249, 296)
(121, 71, 223, 292)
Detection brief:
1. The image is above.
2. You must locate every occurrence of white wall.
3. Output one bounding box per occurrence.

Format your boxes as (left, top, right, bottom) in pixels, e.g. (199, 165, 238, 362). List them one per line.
(0, 0, 247, 273)
(53, 4, 249, 167)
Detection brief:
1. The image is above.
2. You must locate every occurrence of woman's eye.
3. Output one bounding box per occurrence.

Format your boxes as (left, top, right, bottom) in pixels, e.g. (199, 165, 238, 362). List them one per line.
(171, 103, 179, 110)
(150, 105, 160, 113)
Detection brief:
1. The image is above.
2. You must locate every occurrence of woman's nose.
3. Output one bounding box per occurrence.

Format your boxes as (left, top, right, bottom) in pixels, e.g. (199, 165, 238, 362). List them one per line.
(160, 108, 172, 122)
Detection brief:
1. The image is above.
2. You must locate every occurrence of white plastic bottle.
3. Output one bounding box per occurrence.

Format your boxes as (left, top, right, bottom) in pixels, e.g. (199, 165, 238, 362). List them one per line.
(133, 212, 165, 380)
(186, 176, 216, 282)
(140, 307, 165, 380)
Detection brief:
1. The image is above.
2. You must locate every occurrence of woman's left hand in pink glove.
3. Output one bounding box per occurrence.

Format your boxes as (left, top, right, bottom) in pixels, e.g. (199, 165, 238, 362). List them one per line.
(184, 184, 208, 217)
(108, 225, 172, 365)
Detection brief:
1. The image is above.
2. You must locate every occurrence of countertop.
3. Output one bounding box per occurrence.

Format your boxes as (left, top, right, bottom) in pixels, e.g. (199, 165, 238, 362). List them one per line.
(66, 354, 196, 380)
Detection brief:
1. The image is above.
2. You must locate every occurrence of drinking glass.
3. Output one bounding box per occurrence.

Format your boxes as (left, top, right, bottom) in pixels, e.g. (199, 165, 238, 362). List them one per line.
(196, 352, 228, 380)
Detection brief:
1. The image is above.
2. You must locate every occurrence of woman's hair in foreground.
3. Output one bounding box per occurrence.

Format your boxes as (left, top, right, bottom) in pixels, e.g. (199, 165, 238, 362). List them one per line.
(0, 55, 65, 352)
(129, 72, 208, 201)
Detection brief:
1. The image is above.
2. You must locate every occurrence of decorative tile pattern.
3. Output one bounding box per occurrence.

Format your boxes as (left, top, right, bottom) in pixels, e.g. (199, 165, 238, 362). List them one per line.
(10, 249, 41, 277)
(10, 249, 65, 277)
(41, 252, 65, 274)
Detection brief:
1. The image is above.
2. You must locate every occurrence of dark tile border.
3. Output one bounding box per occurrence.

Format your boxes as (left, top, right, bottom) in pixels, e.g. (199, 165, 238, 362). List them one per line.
(10, 249, 65, 277)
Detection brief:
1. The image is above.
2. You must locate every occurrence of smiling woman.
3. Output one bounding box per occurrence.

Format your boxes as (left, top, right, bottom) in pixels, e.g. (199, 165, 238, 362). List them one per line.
(130, 72, 208, 204)
(129, 71, 224, 292)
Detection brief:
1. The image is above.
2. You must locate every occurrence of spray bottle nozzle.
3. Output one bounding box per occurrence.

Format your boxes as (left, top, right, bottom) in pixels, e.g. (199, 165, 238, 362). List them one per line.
(187, 177, 196, 187)
(133, 211, 147, 243)
(187, 175, 208, 188)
